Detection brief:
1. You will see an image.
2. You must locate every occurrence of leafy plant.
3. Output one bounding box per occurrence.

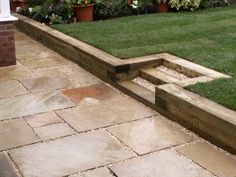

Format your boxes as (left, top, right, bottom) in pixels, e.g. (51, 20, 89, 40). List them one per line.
(169, 0, 201, 11)
(70, 0, 96, 6)
(27, 0, 46, 7)
(94, 0, 132, 20)
(200, 0, 230, 8)
(30, 0, 71, 23)
(131, 0, 156, 14)
(49, 13, 64, 24)
(30, 5, 49, 22)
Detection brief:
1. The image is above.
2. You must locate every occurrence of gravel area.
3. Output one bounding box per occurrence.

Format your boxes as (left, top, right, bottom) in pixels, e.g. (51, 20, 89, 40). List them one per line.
(132, 77, 156, 92)
(156, 66, 190, 80)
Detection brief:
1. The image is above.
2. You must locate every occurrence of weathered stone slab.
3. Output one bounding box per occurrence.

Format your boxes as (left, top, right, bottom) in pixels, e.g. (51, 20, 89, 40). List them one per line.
(62, 83, 125, 105)
(110, 150, 215, 177)
(61, 64, 101, 87)
(0, 91, 75, 121)
(34, 123, 75, 141)
(17, 52, 61, 61)
(24, 112, 62, 128)
(70, 167, 114, 177)
(21, 75, 75, 93)
(33, 66, 66, 76)
(10, 130, 135, 177)
(0, 118, 40, 151)
(0, 80, 28, 99)
(16, 43, 46, 56)
(177, 142, 236, 177)
(0, 65, 35, 81)
(108, 117, 193, 155)
(56, 98, 157, 132)
(20, 57, 67, 70)
(0, 152, 19, 177)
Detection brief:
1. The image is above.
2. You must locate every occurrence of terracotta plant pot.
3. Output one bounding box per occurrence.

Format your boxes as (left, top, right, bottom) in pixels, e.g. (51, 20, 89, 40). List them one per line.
(18, 1, 29, 9)
(74, 4, 94, 22)
(10, 1, 19, 12)
(157, 2, 169, 13)
(127, 0, 133, 5)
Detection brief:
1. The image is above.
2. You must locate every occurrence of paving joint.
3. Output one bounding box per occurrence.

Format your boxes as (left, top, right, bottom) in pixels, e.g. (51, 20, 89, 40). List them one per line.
(106, 129, 140, 156)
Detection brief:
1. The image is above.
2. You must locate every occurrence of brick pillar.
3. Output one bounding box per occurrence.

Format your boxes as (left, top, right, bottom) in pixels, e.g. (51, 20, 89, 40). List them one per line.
(0, 21, 16, 67)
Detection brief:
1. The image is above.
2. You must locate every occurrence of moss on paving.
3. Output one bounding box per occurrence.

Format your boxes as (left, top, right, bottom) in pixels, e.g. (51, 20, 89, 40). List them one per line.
(53, 5, 236, 110)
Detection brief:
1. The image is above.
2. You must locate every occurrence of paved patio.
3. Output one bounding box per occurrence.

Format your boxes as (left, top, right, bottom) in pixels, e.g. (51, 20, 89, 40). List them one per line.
(0, 30, 235, 177)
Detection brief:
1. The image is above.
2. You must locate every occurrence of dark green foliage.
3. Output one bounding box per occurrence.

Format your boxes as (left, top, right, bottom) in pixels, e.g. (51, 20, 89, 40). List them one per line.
(31, 5, 49, 22)
(94, 0, 156, 20)
(94, 0, 132, 20)
(30, 0, 70, 23)
(200, 0, 231, 8)
(27, 0, 46, 7)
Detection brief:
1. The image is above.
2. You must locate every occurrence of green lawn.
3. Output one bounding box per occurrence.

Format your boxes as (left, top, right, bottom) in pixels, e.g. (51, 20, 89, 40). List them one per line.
(53, 5, 236, 110)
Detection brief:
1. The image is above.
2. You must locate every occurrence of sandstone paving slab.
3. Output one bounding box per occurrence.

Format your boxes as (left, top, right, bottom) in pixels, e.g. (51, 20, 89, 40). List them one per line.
(0, 118, 40, 151)
(16, 43, 48, 56)
(24, 112, 62, 128)
(21, 75, 75, 93)
(14, 31, 34, 42)
(56, 98, 157, 132)
(0, 65, 35, 81)
(17, 51, 56, 61)
(110, 150, 215, 177)
(9, 130, 135, 177)
(34, 122, 75, 141)
(62, 83, 126, 105)
(0, 152, 19, 177)
(61, 64, 101, 87)
(107, 117, 193, 155)
(20, 57, 68, 70)
(0, 91, 75, 121)
(0, 80, 28, 99)
(70, 167, 114, 177)
(15, 39, 37, 47)
(33, 66, 66, 76)
(177, 142, 236, 177)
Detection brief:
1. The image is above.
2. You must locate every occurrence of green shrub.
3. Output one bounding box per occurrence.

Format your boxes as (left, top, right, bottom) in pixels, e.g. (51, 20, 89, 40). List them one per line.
(169, 0, 201, 11)
(94, 0, 132, 20)
(30, 0, 70, 24)
(132, 0, 157, 14)
(199, 0, 231, 8)
(30, 5, 49, 22)
(49, 13, 64, 24)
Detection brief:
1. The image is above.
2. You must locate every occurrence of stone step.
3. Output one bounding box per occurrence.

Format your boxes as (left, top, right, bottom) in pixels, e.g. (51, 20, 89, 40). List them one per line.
(156, 84, 236, 154)
(117, 80, 155, 105)
(140, 68, 180, 85)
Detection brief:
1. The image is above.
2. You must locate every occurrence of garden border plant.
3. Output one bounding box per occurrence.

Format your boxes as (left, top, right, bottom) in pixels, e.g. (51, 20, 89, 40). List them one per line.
(14, 0, 231, 25)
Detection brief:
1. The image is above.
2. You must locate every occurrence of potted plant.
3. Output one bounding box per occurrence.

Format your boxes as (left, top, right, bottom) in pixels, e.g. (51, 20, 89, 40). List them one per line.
(10, 0, 29, 11)
(10, 0, 19, 11)
(156, 0, 169, 12)
(18, 0, 29, 9)
(127, 0, 133, 5)
(71, 0, 96, 22)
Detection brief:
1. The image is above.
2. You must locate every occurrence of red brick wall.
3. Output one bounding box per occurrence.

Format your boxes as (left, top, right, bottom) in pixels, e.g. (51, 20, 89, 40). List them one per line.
(0, 21, 16, 67)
